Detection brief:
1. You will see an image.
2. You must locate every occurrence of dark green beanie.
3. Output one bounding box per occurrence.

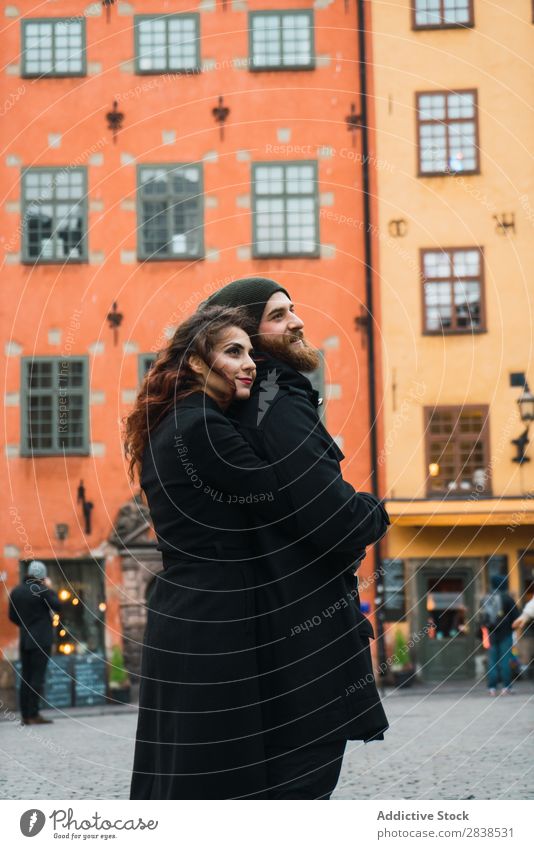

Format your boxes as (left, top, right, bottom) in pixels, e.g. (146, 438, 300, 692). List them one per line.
(201, 276, 291, 330)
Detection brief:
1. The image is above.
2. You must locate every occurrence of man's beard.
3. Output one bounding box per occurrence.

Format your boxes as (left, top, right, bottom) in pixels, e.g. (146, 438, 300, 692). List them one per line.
(255, 331, 321, 372)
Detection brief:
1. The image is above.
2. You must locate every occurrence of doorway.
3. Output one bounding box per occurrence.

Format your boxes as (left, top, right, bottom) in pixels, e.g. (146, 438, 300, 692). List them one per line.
(417, 561, 477, 681)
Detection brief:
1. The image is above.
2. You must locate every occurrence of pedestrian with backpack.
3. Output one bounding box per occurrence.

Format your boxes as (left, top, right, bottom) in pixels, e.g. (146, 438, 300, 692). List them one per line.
(480, 574, 520, 695)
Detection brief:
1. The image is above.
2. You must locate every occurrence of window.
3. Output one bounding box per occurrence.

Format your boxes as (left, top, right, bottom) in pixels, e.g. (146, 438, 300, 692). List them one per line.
(134, 14, 200, 74)
(412, 1, 474, 29)
(137, 164, 204, 260)
(425, 405, 490, 496)
(138, 353, 157, 383)
(22, 167, 88, 263)
(249, 10, 314, 70)
(21, 18, 86, 78)
(21, 357, 89, 456)
(422, 247, 485, 333)
(252, 161, 319, 257)
(417, 90, 479, 175)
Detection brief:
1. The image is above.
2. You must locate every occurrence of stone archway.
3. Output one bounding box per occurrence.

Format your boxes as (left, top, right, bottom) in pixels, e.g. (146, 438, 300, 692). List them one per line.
(108, 494, 163, 688)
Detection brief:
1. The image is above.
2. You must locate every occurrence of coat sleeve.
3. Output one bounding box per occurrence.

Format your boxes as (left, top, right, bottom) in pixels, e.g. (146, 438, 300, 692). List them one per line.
(178, 408, 285, 516)
(43, 588, 62, 613)
(8, 593, 21, 626)
(261, 392, 390, 554)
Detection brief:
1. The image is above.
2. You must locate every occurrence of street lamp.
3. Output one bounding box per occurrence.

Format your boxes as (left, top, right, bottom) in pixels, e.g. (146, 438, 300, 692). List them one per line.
(518, 382, 534, 423)
(512, 381, 534, 464)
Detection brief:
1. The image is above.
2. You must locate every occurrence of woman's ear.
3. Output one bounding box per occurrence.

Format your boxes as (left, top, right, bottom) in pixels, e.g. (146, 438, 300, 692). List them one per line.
(187, 353, 206, 376)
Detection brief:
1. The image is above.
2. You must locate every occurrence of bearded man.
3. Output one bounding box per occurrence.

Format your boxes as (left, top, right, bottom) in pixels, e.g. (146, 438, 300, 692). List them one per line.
(201, 277, 390, 799)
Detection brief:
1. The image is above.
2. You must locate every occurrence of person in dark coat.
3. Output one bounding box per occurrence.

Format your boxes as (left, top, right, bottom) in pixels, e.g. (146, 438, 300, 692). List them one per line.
(480, 574, 520, 695)
(8, 560, 62, 725)
(203, 277, 391, 799)
(124, 306, 294, 800)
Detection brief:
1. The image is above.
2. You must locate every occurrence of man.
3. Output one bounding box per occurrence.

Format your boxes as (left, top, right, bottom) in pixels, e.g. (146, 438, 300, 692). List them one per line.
(480, 574, 520, 695)
(8, 560, 62, 725)
(203, 276, 390, 799)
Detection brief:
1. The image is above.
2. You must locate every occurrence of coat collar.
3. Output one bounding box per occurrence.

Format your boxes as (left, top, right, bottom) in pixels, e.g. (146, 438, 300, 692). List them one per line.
(249, 352, 322, 408)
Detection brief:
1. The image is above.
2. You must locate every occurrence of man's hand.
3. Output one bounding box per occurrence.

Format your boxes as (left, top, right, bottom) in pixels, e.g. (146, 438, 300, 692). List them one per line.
(43, 576, 52, 589)
(512, 616, 527, 636)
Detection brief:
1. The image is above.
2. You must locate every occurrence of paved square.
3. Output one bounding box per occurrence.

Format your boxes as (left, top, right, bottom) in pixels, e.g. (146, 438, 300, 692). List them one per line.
(1, 682, 532, 800)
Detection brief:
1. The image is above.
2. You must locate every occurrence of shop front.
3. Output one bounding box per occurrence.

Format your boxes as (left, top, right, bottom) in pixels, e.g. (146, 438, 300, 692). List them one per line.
(14, 558, 108, 709)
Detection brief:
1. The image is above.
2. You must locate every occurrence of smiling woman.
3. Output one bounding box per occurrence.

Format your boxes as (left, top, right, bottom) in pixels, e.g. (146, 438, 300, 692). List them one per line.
(123, 305, 292, 800)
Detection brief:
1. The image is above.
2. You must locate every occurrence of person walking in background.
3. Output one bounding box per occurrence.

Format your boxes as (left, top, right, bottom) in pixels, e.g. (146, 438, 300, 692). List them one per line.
(480, 574, 520, 696)
(8, 560, 62, 725)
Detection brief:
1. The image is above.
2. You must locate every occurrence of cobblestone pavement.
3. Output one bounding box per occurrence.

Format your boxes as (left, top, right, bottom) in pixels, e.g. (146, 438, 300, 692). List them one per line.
(1, 681, 533, 800)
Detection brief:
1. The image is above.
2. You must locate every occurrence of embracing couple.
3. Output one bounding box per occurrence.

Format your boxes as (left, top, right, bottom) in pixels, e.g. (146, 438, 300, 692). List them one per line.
(124, 276, 390, 800)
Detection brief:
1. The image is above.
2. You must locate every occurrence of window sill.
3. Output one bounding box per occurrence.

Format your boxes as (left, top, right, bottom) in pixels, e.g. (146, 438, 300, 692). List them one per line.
(423, 328, 487, 336)
(413, 23, 474, 32)
(21, 71, 87, 79)
(21, 258, 88, 266)
(20, 451, 91, 458)
(252, 250, 321, 260)
(249, 64, 316, 72)
(137, 253, 204, 262)
(418, 168, 480, 178)
(134, 67, 201, 76)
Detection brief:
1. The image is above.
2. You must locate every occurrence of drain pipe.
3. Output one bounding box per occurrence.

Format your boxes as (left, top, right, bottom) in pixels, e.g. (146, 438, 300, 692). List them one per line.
(356, 0, 388, 675)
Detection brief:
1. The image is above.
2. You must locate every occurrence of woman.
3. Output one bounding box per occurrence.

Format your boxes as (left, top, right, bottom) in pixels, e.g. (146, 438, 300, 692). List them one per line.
(124, 306, 286, 800)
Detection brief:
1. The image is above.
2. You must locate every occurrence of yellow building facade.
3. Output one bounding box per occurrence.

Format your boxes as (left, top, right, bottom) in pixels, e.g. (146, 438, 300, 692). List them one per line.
(370, 1, 534, 681)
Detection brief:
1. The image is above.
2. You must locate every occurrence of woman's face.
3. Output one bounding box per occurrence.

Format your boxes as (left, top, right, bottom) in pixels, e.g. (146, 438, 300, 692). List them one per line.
(198, 326, 256, 405)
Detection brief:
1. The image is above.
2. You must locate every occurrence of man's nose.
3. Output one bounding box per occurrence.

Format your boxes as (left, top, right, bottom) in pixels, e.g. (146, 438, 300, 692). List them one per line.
(287, 312, 305, 331)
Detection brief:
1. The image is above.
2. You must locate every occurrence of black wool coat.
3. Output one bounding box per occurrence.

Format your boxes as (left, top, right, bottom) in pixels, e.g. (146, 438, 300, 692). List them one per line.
(8, 579, 62, 651)
(129, 391, 291, 801)
(228, 353, 391, 747)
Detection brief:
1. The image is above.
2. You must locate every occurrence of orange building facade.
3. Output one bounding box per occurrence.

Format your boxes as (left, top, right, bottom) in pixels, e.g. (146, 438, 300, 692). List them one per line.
(0, 1, 386, 708)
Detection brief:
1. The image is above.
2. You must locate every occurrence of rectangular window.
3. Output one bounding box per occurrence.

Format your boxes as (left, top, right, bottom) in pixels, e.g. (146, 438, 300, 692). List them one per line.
(137, 164, 204, 260)
(413, 1, 474, 29)
(138, 353, 157, 383)
(252, 161, 319, 257)
(22, 167, 87, 263)
(134, 14, 200, 74)
(425, 405, 490, 496)
(249, 10, 314, 70)
(21, 18, 86, 77)
(417, 90, 479, 175)
(422, 247, 484, 333)
(21, 357, 89, 456)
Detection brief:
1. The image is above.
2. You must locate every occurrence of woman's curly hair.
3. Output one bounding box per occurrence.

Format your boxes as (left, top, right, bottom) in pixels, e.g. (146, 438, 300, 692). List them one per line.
(123, 304, 255, 485)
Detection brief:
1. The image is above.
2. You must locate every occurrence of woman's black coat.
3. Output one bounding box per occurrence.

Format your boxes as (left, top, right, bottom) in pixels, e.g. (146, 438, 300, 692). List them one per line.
(228, 354, 391, 748)
(129, 391, 289, 800)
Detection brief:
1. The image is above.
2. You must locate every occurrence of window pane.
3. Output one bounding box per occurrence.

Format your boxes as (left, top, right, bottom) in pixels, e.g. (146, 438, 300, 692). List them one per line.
(427, 407, 488, 494)
(23, 169, 85, 262)
(25, 359, 86, 452)
(139, 165, 201, 258)
(24, 19, 84, 75)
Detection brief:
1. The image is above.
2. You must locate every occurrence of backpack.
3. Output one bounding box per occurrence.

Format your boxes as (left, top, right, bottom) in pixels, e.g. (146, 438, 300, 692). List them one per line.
(481, 591, 505, 628)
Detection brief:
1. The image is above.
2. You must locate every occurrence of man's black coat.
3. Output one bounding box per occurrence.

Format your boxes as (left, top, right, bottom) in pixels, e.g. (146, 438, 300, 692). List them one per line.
(229, 353, 391, 747)
(8, 578, 62, 651)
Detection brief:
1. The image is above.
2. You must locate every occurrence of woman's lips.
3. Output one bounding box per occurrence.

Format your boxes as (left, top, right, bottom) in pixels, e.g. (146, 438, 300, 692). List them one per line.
(237, 377, 253, 385)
